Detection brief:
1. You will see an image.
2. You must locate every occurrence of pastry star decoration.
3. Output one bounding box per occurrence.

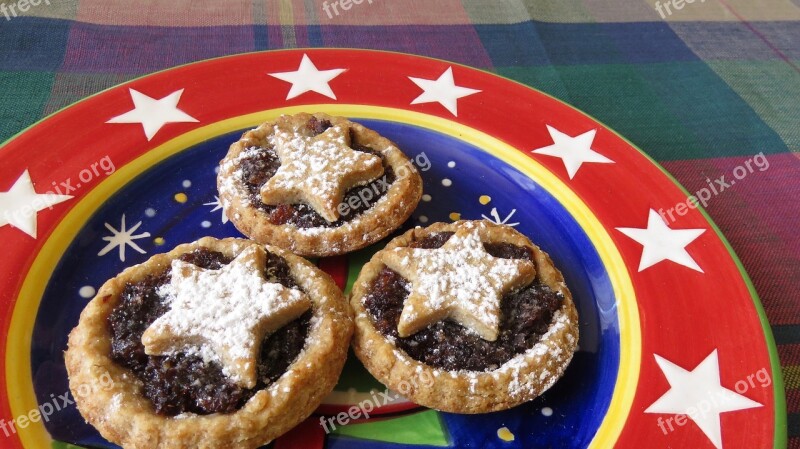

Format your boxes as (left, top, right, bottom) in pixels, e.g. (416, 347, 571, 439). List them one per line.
(381, 227, 536, 341)
(261, 123, 384, 222)
(141, 245, 310, 388)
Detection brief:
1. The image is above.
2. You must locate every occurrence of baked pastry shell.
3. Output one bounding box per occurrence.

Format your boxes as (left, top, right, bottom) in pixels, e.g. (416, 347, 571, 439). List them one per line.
(349, 220, 579, 414)
(65, 237, 353, 449)
(217, 112, 423, 257)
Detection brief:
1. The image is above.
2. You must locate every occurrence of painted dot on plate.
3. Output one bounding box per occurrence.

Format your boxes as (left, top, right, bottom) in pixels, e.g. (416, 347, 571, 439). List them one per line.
(447, 161, 456, 168)
(154, 237, 165, 246)
(214, 166, 221, 174)
(442, 178, 452, 187)
(497, 427, 515, 442)
(174, 192, 188, 203)
(201, 220, 212, 228)
(422, 194, 432, 202)
(182, 180, 192, 188)
(479, 195, 492, 205)
(144, 208, 156, 217)
(419, 215, 429, 223)
(78, 286, 96, 299)
(541, 407, 553, 417)
(449, 212, 461, 221)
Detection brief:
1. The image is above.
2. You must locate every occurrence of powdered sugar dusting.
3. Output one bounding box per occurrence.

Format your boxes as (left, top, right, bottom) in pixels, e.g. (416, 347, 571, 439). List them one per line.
(108, 393, 123, 414)
(260, 124, 383, 222)
(218, 146, 264, 209)
(141, 245, 311, 388)
(381, 225, 536, 341)
(295, 190, 393, 237)
(218, 124, 409, 242)
(383, 300, 574, 401)
(497, 309, 573, 398)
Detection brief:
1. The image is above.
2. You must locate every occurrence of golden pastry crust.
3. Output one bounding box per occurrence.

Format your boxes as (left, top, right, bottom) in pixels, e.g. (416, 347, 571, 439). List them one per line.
(218, 112, 423, 257)
(350, 220, 579, 414)
(65, 237, 353, 449)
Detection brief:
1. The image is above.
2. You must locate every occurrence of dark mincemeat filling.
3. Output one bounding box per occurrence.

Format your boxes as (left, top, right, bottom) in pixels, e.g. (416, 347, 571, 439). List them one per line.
(239, 116, 395, 229)
(108, 248, 310, 416)
(363, 232, 563, 371)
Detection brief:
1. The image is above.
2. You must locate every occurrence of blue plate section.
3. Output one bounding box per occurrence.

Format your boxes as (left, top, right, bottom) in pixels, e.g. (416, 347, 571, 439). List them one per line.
(30, 119, 620, 449)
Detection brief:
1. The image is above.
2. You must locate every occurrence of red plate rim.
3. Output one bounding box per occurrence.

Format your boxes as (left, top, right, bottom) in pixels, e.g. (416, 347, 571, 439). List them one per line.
(0, 48, 786, 449)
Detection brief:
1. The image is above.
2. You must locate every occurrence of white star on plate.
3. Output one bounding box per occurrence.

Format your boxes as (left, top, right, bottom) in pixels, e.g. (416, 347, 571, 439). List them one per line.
(268, 53, 346, 100)
(408, 66, 480, 116)
(616, 209, 706, 272)
(531, 125, 614, 179)
(97, 214, 151, 262)
(0, 170, 72, 238)
(203, 196, 229, 224)
(106, 88, 198, 141)
(645, 350, 762, 449)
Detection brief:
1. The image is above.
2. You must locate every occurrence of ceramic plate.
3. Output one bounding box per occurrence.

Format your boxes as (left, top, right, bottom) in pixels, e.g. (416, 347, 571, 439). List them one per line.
(0, 49, 785, 449)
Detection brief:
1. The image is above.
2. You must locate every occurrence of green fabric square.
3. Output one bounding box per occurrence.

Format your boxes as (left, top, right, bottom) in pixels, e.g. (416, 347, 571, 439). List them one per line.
(0, 71, 54, 144)
(495, 65, 572, 105)
(634, 61, 789, 158)
(706, 60, 800, 152)
(333, 409, 449, 446)
(43, 72, 137, 116)
(498, 62, 790, 161)
(520, 0, 595, 24)
(542, 63, 701, 161)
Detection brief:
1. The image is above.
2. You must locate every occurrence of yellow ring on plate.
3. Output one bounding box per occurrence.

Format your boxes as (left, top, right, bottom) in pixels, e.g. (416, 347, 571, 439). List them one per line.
(6, 105, 640, 448)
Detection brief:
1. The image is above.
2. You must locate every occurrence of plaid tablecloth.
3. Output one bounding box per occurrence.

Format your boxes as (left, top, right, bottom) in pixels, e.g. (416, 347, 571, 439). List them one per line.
(0, 0, 797, 446)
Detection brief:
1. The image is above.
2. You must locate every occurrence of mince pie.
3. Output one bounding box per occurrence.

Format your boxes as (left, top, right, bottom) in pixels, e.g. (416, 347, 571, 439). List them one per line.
(350, 220, 579, 413)
(218, 112, 423, 257)
(65, 237, 353, 448)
